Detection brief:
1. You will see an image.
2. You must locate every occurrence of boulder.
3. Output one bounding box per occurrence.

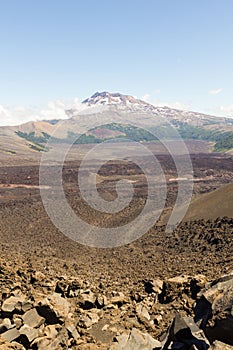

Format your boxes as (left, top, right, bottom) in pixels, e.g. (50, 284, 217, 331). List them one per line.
(31, 324, 68, 350)
(110, 292, 128, 307)
(78, 291, 97, 310)
(163, 275, 192, 303)
(37, 293, 71, 323)
(0, 319, 12, 333)
(110, 328, 161, 350)
(65, 320, 80, 341)
(211, 341, 233, 349)
(55, 277, 82, 298)
(22, 308, 45, 328)
(78, 310, 99, 329)
(0, 335, 25, 349)
(1, 328, 20, 343)
(96, 294, 108, 308)
(136, 304, 150, 321)
(161, 313, 210, 350)
(19, 324, 40, 343)
(194, 272, 233, 345)
(12, 316, 23, 330)
(31, 336, 62, 350)
(44, 324, 60, 338)
(144, 279, 164, 295)
(2, 296, 26, 314)
(160, 275, 207, 304)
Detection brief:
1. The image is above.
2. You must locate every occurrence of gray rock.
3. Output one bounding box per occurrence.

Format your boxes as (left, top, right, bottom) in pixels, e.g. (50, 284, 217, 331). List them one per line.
(2, 296, 25, 313)
(13, 316, 23, 329)
(0, 335, 25, 349)
(55, 277, 82, 298)
(44, 324, 60, 338)
(136, 304, 150, 321)
(195, 273, 233, 324)
(79, 310, 99, 329)
(19, 325, 40, 343)
(0, 318, 12, 333)
(21, 301, 32, 313)
(161, 313, 210, 350)
(1, 328, 20, 342)
(65, 320, 80, 341)
(37, 293, 71, 323)
(31, 336, 61, 350)
(22, 308, 45, 328)
(78, 290, 97, 309)
(211, 340, 233, 349)
(144, 279, 164, 295)
(194, 272, 233, 345)
(110, 292, 128, 306)
(110, 327, 161, 349)
(96, 294, 108, 308)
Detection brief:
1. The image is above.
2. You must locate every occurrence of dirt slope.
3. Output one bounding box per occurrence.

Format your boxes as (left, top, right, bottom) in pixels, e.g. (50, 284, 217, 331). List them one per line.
(183, 182, 233, 221)
(160, 182, 233, 225)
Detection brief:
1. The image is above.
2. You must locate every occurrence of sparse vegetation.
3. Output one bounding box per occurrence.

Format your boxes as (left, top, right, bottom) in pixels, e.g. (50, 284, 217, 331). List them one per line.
(16, 122, 233, 152)
(0, 148, 17, 154)
(171, 121, 233, 151)
(28, 143, 48, 152)
(16, 131, 50, 144)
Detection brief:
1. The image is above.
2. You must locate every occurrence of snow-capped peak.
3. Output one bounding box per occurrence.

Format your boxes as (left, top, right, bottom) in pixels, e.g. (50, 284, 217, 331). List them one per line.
(82, 91, 149, 107)
(66, 91, 158, 117)
(66, 91, 228, 127)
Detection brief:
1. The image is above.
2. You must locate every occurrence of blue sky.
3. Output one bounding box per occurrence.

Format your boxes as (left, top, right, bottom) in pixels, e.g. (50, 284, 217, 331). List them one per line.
(0, 0, 233, 124)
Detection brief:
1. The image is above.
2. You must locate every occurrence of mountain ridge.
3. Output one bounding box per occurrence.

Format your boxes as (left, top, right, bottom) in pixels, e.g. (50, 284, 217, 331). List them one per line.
(1, 91, 233, 155)
(67, 91, 229, 124)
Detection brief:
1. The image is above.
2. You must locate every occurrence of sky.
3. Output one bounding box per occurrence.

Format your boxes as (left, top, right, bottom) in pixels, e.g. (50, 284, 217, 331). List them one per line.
(0, 0, 233, 125)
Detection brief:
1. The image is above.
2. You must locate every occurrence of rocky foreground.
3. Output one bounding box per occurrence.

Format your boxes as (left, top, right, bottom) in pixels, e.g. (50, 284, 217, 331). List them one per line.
(0, 258, 232, 350)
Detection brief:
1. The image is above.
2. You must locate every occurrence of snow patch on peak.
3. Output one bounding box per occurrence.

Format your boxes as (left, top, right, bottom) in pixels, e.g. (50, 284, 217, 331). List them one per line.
(65, 91, 159, 118)
(82, 92, 150, 107)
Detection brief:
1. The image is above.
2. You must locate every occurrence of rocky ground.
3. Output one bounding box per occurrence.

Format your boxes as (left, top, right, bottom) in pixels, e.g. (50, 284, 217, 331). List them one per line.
(0, 256, 232, 349)
(0, 216, 233, 349)
(0, 155, 233, 349)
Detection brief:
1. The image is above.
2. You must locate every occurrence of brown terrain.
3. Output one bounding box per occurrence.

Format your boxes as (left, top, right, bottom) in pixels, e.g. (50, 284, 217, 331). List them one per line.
(0, 142, 233, 349)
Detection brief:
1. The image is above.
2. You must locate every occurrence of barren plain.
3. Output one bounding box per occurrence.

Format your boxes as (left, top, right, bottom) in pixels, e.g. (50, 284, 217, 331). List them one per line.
(0, 141, 233, 349)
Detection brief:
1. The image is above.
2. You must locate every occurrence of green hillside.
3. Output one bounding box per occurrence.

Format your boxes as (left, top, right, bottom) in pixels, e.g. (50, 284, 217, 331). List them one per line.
(16, 122, 233, 152)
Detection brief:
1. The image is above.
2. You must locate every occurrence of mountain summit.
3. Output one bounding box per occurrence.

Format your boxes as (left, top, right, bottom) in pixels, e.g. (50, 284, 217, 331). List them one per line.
(82, 91, 149, 107)
(65, 91, 157, 117)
